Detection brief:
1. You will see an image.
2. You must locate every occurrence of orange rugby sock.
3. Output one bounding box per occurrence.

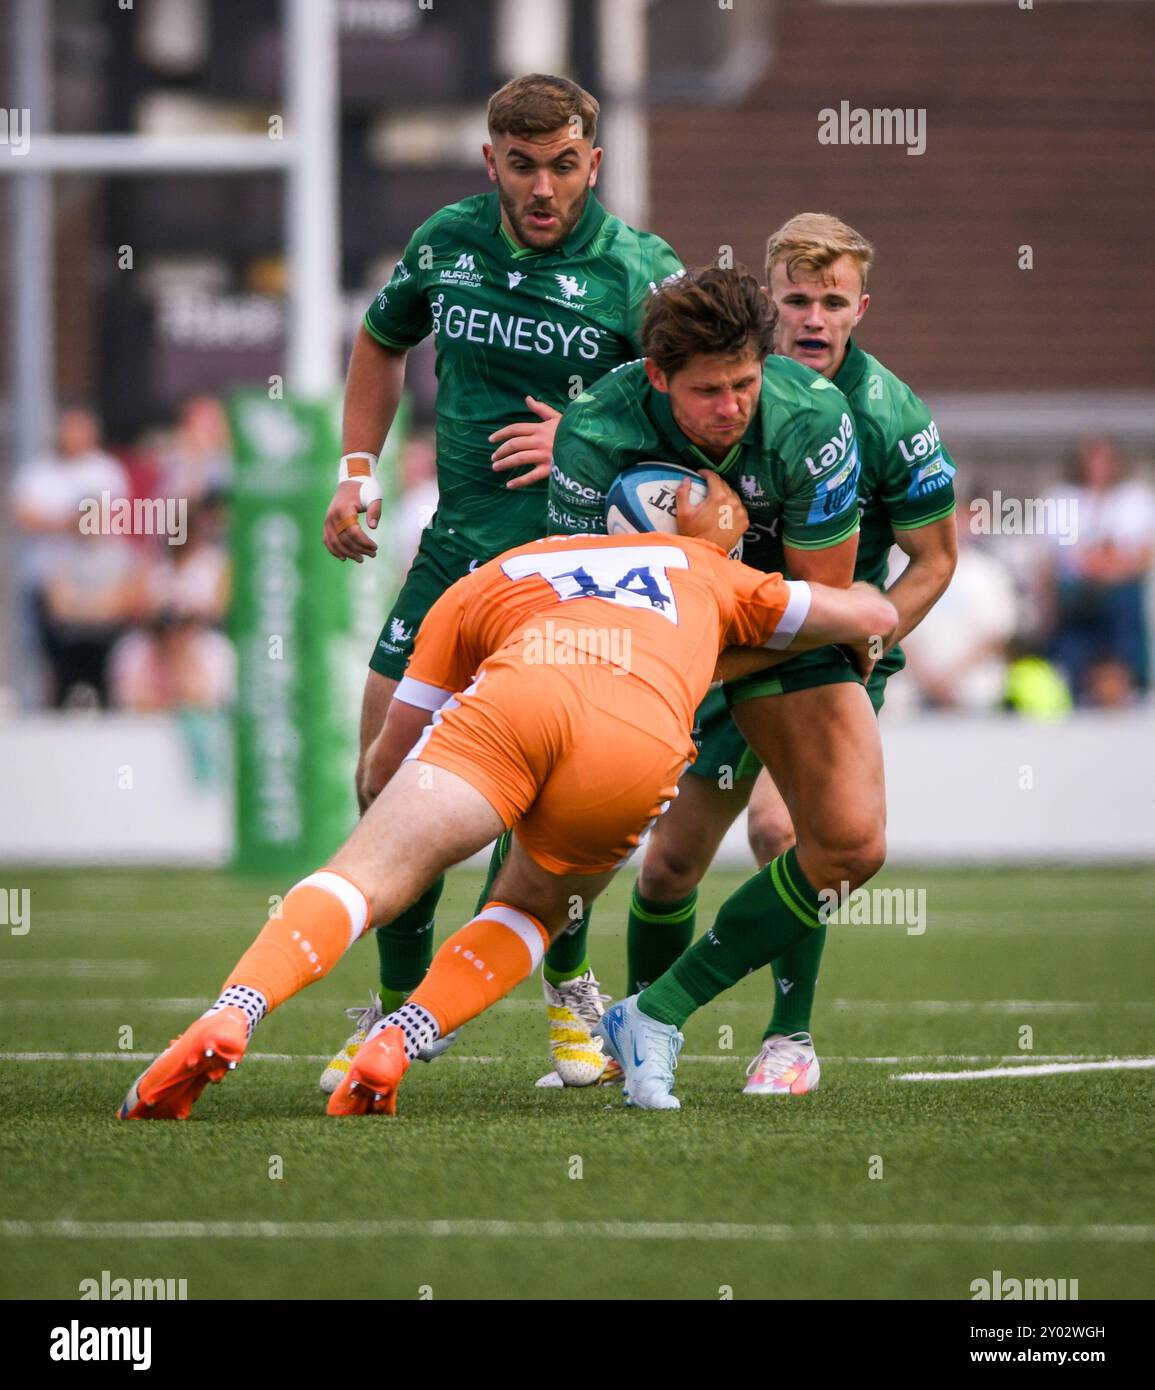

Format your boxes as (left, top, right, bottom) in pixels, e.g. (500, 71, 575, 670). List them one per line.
(407, 900, 550, 1035)
(211, 871, 370, 1032)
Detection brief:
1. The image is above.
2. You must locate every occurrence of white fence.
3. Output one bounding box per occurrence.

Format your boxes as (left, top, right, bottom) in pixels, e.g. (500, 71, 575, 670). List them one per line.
(0, 711, 1152, 866)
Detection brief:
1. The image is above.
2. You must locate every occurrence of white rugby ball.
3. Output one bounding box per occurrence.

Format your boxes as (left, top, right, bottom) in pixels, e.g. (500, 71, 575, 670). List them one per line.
(605, 462, 743, 560)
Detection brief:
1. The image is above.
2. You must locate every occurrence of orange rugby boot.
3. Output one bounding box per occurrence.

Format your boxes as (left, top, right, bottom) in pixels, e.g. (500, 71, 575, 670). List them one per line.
(119, 1006, 249, 1120)
(326, 1024, 410, 1117)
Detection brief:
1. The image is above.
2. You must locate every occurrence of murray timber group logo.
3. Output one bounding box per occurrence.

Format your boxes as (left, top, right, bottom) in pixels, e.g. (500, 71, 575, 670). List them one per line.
(439, 252, 484, 288)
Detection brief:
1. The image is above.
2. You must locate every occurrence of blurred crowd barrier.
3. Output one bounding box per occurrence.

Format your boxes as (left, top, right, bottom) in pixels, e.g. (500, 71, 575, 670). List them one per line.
(1, 707, 1151, 867)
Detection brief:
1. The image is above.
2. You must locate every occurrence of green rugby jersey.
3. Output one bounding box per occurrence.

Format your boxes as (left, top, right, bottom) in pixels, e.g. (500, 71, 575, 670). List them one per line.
(833, 339, 957, 588)
(363, 192, 682, 557)
(547, 357, 861, 575)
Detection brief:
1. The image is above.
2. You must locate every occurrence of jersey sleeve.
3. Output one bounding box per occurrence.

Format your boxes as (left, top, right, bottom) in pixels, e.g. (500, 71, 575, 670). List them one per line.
(362, 222, 435, 350)
(780, 383, 862, 552)
(546, 396, 629, 536)
(721, 558, 813, 651)
(394, 577, 480, 707)
(624, 235, 685, 353)
(881, 395, 958, 531)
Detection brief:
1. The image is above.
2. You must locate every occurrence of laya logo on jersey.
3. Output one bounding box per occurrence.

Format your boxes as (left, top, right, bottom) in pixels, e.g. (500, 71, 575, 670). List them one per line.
(805, 413, 856, 477)
(806, 447, 861, 524)
(647, 268, 686, 295)
(897, 420, 941, 465)
(899, 421, 955, 499)
(439, 252, 484, 288)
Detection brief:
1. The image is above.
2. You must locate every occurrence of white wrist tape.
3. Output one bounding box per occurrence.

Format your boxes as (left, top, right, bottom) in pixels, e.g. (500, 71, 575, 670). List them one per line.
(339, 452, 383, 510)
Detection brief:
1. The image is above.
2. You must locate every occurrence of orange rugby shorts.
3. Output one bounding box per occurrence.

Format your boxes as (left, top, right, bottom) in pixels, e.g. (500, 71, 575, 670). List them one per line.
(407, 651, 691, 875)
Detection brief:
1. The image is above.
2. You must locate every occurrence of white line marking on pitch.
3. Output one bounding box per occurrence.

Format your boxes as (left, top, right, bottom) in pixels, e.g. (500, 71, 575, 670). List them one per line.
(2, 1220, 1152, 1244)
(894, 1059, 1155, 1082)
(3, 1052, 1154, 1068)
(2, 997, 1153, 1014)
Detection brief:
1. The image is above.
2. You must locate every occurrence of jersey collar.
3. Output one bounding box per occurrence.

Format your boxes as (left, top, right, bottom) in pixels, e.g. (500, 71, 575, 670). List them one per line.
(647, 380, 754, 476)
(492, 192, 607, 261)
(832, 338, 869, 395)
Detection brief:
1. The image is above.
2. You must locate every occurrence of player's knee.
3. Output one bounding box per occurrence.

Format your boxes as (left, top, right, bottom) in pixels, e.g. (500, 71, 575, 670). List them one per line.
(639, 842, 708, 903)
(800, 829, 887, 893)
(747, 810, 796, 867)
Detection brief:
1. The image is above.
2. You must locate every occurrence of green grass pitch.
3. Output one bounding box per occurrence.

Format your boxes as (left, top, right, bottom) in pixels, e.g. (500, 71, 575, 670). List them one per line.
(1, 865, 1153, 1300)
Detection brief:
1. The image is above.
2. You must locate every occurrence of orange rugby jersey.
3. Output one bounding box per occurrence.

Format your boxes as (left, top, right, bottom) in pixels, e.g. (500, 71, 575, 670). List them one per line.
(395, 534, 811, 732)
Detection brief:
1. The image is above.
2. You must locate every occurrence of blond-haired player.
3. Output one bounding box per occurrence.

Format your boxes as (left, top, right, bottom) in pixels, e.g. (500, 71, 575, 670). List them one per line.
(607, 214, 958, 1105)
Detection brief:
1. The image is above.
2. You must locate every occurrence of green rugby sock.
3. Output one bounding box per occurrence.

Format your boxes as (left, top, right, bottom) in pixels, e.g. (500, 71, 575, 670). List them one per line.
(473, 830, 513, 914)
(627, 885, 697, 994)
(638, 849, 821, 1029)
(767, 926, 827, 1037)
(375, 876, 444, 1010)
(543, 920, 589, 986)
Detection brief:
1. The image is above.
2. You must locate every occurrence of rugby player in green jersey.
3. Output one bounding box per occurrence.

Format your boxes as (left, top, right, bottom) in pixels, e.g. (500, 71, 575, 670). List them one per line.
(599, 215, 959, 1109)
(317, 74, 683, 1095)
(545, 266, 877, 1098)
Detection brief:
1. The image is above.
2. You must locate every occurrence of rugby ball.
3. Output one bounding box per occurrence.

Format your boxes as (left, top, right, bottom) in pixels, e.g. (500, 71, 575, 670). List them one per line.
(605, 462, 743, 560)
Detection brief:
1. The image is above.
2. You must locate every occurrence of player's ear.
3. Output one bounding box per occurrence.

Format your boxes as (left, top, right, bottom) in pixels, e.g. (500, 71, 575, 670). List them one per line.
(587, 146, 603, 186)
(482, 143, 498, 183)
(855, 291, 870, 326)
(643, 357, 668, 393)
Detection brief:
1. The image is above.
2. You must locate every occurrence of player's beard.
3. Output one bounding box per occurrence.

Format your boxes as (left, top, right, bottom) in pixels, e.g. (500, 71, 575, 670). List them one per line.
(495, 177, 588, 250)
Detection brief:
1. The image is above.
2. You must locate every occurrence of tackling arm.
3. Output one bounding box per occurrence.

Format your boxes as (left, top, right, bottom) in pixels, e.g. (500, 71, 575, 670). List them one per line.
(714, 533, 858, 682)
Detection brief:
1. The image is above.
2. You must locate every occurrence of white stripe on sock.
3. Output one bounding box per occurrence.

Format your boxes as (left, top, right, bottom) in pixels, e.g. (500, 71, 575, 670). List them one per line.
(476, 903, 546, 974)
(292, 871, 369, 948)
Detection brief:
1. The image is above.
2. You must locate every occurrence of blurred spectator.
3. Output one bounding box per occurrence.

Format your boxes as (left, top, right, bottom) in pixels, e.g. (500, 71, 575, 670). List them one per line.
(108, 494, 233, 712)
(900, 507, 1020, 711)
(110, 614, 234, 712)
(139, 492, 230, 626)
(1003, 641, 1073, 720)
(394, 432, 438, 569)
(156, 395, 233, 503)
(11, 409, 135, 707)
(1046, 438, 1155, 705)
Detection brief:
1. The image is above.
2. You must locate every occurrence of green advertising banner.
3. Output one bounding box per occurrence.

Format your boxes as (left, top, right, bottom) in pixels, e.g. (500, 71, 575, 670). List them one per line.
(228, 392, 408, 874)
